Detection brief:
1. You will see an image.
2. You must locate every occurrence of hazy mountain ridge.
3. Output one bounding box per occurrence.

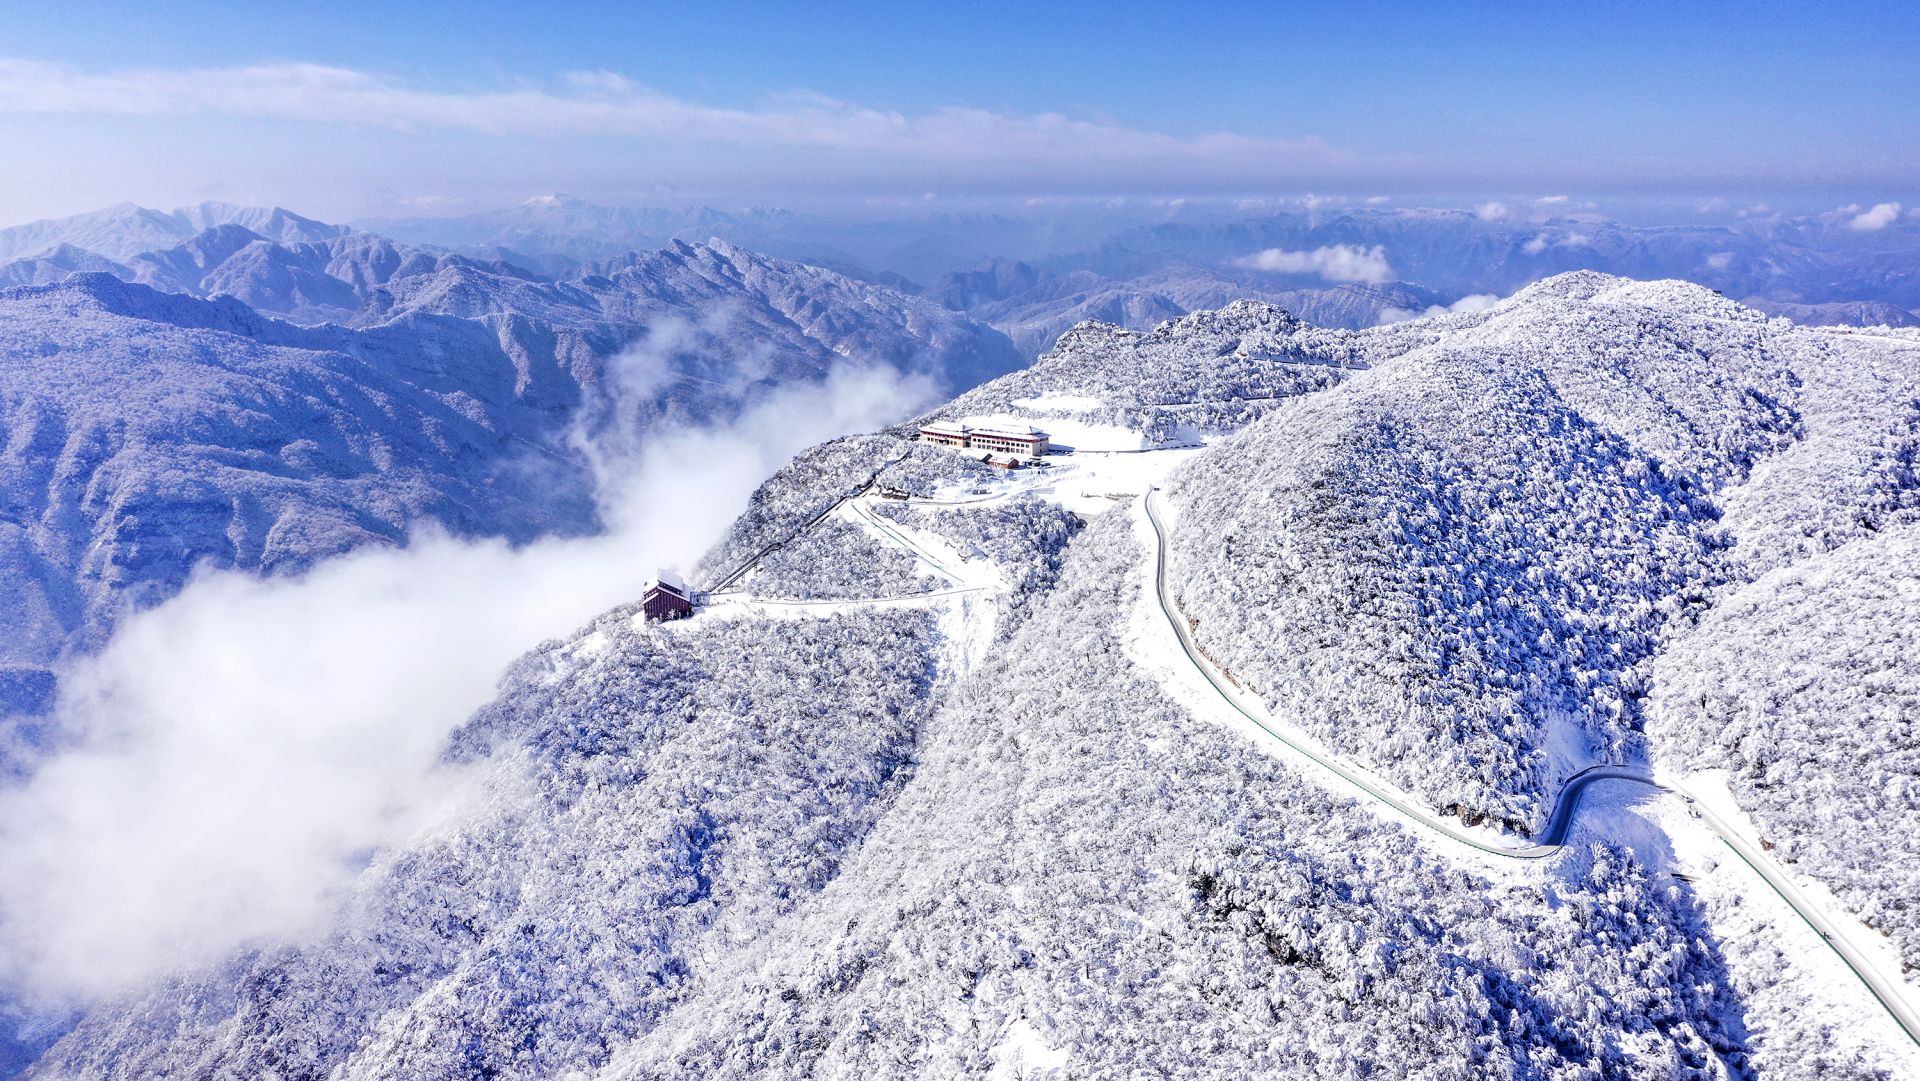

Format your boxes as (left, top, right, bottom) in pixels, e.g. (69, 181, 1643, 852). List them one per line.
(10, 199, 1916, 365)
(121, 226, 543, 325)
(0, 202, 347, 264)
(1742, 297, 1920, 328)
(351, 196, 1920, 337)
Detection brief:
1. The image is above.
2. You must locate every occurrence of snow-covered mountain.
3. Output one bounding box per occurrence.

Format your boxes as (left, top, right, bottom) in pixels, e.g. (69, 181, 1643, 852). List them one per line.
(24, 274, 1920, 1078)
(924, 256, 1450, 354)
(0, 274, 599, 717)
(0, 241, 1020, 719)
(0, 202, 348, 264)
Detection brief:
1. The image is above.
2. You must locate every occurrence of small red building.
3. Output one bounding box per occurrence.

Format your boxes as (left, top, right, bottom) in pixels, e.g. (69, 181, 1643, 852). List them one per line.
(642, 570, 694, 622)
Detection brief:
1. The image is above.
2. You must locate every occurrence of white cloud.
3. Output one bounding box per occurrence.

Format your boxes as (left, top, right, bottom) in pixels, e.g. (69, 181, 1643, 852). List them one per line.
(0, 58, 1341, 173)
(0, 357, 937, 1004)
(1365, 195, 1391, 205)
(1533, 194, 1569, 205)
(1475, 201, 1510, 221)
(1848, 201, 1902, 231)
(1232, 244, 1393, 283)
(1705, 251, 1734, 270)
(1376, 292, 1502, 325)
(1522, 231, 1590, 255)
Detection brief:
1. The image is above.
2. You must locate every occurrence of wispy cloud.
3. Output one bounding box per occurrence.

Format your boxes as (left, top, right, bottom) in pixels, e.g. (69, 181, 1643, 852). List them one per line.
(0, 58, 1342, 172)
(1232, 243, 1393, 283)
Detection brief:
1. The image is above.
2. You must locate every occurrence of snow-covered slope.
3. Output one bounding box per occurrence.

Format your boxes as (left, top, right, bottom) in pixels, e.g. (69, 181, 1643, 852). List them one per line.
(18, 274, 1920, 1078)
(0, 274, 600, 713)
(1650, 526, 1920, 974)
(31, 603, 942, 1080)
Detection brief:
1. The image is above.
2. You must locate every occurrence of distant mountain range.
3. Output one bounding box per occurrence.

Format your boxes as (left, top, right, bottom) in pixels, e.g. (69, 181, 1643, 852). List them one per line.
(920, 256, 1454, 354)
(7, 197, 1918, 347)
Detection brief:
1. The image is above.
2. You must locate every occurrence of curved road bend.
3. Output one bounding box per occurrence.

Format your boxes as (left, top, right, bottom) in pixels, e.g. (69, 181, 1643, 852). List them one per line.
(1141, 487, 1920, 1047)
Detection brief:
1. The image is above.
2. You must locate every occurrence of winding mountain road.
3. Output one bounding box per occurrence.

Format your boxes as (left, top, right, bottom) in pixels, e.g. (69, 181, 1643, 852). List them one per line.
(692, 466, 1920, 1048)
(1142, 485, 1920, 1047)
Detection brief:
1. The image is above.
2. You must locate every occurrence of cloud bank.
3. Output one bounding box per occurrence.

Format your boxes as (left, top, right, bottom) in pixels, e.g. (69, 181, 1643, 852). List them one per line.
(1377, 292, 1502, 325)
(1232, 244, 1393, 283)
(1848, 201, 1902, 231)
(0, 58, 1339, 172)
(0, 353, 937, 1004)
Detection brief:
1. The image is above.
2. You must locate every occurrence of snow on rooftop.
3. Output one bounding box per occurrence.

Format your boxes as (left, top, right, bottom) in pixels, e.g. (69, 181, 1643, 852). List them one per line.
(653, 568, 688, 594)
(920, 419, 971, 435)
(959, 414, 1049, 438)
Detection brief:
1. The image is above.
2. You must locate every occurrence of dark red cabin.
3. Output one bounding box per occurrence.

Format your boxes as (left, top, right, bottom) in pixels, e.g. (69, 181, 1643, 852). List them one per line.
(642, 571, 694, 622)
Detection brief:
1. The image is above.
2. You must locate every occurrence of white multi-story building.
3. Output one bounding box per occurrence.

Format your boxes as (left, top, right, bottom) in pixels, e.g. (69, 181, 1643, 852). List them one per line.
(915, 419, 1050, 460)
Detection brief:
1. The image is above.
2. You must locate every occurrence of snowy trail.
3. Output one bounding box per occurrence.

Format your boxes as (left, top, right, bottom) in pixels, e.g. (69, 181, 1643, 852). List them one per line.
(699, 583, 990, 614)
(842, 499, 975, 585)
(1140, 485, 1920, 1049)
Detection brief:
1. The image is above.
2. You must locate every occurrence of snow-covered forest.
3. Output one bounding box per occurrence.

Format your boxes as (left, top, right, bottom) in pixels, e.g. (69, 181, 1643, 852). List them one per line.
(33, 604, 942, 1079)
(871, 495, 1083, 628)
(1650, 526, 1920, 975)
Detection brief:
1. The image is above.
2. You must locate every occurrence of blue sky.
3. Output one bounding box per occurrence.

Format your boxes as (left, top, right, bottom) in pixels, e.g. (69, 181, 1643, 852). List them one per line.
(0, 1, 1913, 223)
